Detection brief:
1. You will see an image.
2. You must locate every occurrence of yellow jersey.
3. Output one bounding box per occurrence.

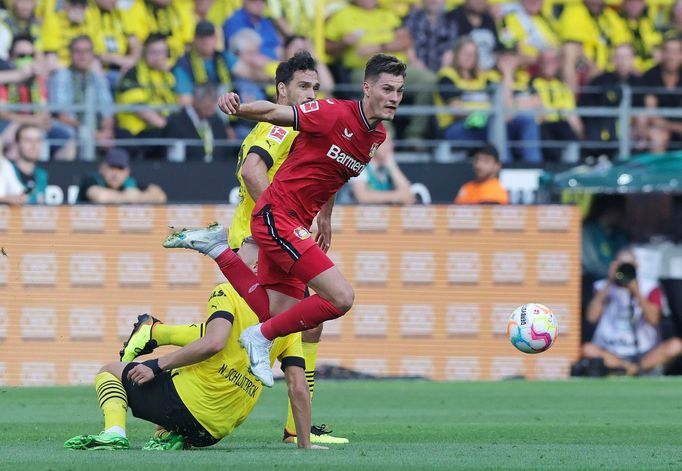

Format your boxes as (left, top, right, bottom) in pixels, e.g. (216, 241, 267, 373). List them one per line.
(558, 4, 632, 71)
(39, 11, 97, 65)
(531, 76, 576, 122)
(434, 67, 500, 129)
(172, 282, 303, 440)
(124, 0, 194, 62)
(228, 122, 297, 249)
(86, 4, 132, 61)
(325, 4, 406, 70)
(501, 10, 560, 60)
(116, 63, 176, 136)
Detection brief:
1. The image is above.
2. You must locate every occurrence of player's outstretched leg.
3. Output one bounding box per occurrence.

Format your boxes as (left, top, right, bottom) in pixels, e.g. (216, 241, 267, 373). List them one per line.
(120, 315, 205, 362)
(163, 222, 229, 257)
(163, 223, 271, 322)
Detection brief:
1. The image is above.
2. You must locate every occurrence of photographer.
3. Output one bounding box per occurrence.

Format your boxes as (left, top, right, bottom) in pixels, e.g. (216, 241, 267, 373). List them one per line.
(581, 249, 682, 376)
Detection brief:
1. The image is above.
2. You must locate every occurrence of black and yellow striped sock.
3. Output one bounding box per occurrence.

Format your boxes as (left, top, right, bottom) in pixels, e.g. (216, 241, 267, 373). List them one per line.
(95, 372, 128, 433)
(284, 341, 319, 434)
(152, 323, 204, 347)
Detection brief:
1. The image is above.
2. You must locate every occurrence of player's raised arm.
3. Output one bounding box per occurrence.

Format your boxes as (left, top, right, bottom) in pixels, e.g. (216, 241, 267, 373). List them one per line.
(219, 92, 295, 127)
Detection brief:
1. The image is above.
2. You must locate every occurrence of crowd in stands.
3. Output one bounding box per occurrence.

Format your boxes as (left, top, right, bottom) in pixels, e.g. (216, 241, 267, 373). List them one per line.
(0, 0, 682, 195)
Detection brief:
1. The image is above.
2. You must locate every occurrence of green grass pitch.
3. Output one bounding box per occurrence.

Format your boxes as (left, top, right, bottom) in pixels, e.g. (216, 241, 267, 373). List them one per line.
(1, 379, 682, 470)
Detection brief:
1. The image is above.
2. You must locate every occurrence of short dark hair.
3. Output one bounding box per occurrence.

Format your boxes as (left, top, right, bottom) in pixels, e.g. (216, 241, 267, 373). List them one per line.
(193, 82, 218, 101)
(364, 54, 407, 82)
(9, 33, 33, 57)
(275, 51, 316, 96)
(144, 33, 168, 49)
(69, 34, 92, 51)
(472, 144, 500, 162)
(15, 123, 41, 143)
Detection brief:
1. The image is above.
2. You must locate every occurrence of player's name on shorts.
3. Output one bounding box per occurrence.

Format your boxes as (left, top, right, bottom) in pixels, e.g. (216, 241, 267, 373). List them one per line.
(218, 363, 259, 398)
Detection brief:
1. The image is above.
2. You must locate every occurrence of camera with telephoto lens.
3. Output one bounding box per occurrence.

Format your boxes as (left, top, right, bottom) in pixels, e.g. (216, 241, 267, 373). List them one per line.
(614, 262, 637, 287)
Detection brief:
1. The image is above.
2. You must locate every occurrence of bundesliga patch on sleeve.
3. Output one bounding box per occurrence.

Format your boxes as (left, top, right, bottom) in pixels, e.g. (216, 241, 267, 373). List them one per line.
(267, 126, 289, 143)
(300, 101, 320, 113)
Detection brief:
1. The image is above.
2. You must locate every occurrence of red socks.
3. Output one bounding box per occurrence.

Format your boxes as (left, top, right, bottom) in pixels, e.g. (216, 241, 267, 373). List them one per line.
(260, 294, 343, 340)
(214, 249, 270, 322)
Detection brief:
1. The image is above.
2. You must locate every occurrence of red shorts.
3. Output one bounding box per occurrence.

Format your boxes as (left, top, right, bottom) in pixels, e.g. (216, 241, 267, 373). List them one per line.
(251, 202, 334, 299)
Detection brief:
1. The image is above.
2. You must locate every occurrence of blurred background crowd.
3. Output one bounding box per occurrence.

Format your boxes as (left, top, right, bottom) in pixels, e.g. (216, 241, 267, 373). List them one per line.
(0, 0, 680, 164)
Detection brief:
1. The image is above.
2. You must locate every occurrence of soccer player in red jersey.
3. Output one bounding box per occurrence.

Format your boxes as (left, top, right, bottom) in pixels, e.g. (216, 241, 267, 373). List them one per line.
(164, 54, 406, 386)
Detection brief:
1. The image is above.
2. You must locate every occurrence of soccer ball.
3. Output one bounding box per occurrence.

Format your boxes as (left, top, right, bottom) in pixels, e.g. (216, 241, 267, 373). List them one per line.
(507, 303, 558, 354)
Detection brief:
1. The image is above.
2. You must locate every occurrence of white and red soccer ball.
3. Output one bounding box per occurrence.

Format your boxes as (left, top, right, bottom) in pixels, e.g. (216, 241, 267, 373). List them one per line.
(507, 303, 558, 354)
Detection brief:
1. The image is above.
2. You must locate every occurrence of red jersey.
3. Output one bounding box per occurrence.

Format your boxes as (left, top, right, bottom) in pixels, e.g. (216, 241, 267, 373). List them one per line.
(258, 99, 386, 227)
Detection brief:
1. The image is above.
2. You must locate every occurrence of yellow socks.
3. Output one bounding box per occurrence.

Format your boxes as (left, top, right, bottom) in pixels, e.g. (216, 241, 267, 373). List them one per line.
(152, 323, 203, 347)
(95, 372, 127, 436)
(284, 341, 319, 434)
(302, 341, 318, 399)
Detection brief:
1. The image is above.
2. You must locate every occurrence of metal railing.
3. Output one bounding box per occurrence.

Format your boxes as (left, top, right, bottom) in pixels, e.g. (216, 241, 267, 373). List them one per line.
(3, 84, 681, 163)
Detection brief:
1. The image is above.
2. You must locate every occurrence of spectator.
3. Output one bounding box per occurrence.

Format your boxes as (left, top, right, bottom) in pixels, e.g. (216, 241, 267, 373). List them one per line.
(193, 0, 233, 51)
(283, 35, 334, 97)
(8, 123, 47, 204)
(435, 37, 541, 163)
(641, 34, 682, 153)
(325, 0, 410, 78)
(558, 0, 632, 91)
(78, 148, 167, 203)
(0, 153, 25, 205)
(164, 83, 232, 162)
(454, 145, 508, 205)
(48, 35, 115, 155)
(325, 0, 434, 140)
(40, 0, 94, 68)
(579, 44, 642, 159)
(582, 248, 682, 376)
(87, 0, 142, 86)
(349, 132, 415, 204)
(0, 0, 41, 64)
(620, 0, 661, 74)
(173, 20, 231, 106)
(266, 0, 316, 39)
(228, 28, 275, 137)
(500, 0, 561, 69)
(126, 0, 194, 63)
(223, 0, 281, 60)
(0, 35, 76, 160)
(531, 48, 582, 163)
(663, 0, 682, 37)
(403, 0, 459, 74)
(446, 0, 502, 71)
(116, 34, 176, 147)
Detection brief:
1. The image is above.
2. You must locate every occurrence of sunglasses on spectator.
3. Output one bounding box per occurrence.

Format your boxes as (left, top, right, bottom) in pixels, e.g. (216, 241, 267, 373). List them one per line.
(15, 53, 33, 59)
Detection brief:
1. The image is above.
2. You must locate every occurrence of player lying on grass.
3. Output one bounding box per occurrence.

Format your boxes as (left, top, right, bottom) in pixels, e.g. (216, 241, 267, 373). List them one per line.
(64, 242, 319, 451)
(118, 309, 347, 445)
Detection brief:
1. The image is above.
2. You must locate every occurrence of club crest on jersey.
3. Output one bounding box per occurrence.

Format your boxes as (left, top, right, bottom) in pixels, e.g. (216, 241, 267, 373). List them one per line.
(293, 226, 311, 240)
(267, 126, 289, 143)
(369, 143, 379, 158)
(300, 101, 319, 113)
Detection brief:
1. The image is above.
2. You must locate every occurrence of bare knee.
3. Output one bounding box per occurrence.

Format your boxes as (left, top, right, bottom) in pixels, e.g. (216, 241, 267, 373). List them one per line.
(581, 342, 602, 358)
(666, 337, 682, 358)
(330, 284, 354, 313)
(302, 324, 323, 343)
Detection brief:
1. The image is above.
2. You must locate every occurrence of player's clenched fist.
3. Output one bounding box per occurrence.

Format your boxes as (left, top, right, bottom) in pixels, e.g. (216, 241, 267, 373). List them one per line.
(219, 92, 241, 115)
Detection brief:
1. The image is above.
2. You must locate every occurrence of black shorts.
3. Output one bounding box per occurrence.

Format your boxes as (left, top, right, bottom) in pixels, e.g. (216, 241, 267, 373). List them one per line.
(121, 362, 219, 447)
